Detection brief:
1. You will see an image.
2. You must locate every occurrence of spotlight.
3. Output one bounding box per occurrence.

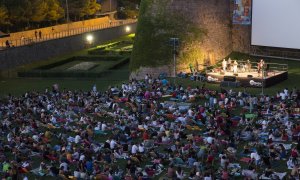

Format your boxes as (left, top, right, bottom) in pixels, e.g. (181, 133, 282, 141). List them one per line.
(86, 35, 93, 44)
(125, 26, 131, 33)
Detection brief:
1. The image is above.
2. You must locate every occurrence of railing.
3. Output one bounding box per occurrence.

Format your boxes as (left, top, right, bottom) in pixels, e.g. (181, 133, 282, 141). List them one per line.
(236, 60, 288, 72)
(251, 45, 300, 60)
(0, 19, 137, 50)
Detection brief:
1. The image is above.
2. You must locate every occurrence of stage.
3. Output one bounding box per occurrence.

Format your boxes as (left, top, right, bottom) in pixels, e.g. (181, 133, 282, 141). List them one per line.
(206, 70, 288, 87)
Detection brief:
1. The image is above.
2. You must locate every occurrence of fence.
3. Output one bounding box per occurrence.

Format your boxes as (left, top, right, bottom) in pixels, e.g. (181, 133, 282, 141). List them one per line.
(0, 19, 136, 50)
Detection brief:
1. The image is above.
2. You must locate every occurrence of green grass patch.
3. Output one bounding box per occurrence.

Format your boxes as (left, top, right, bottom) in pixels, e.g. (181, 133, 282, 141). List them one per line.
(18, 57, 130, 78)
(88, 40, 134, 56)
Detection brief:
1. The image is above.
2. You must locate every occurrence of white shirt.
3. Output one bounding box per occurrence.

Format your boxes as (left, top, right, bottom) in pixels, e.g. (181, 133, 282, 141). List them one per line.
(101, 124, 107, 131)
(188, 109, 193, 116)
(284, 89, 288, 96)
(74, 171, 80, 178)
(204, 176, 212, 180)
(110, 140, 117, 149)
(138, 145, 144, 153)
(250, 152, 261, 161)
(59, 162, 68, 171)
(280, 92, 286, 100)
(79, 154, 85, 161)
(75, 135, 81, 144)
(207, 137, 214, 144)
(131, 144, 138, 154)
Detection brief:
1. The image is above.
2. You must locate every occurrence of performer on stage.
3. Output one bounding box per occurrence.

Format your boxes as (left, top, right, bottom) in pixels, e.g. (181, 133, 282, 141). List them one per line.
(222, 59, 227, 72)
(227, 58, 232, 72)
(246, 59, 251, 72)
(233, 60, 238, 74)
(257, 59, 265, 77)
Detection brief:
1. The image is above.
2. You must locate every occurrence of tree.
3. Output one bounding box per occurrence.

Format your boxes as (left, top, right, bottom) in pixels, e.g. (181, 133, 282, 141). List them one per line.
(46, 0, 64, 22)
(6, 0, 33, 25)
(0, 5, 9, 26)
(68, 0, 101, 20)
(117, 0, 141, 19)
(84, 0, 101, 16)
(30, 0, 48, 22)
(67, 0, 85, 20)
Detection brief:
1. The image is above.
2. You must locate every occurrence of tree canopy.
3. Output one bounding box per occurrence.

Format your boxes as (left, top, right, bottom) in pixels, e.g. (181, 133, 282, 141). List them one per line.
(0, 5, 9, 26)
(117, 0, 141, 19)
(0, 0, 102, 32)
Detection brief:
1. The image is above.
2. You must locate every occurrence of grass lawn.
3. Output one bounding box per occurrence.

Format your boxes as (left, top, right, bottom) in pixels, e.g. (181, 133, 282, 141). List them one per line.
(0, 64, 129, 97)
(1, 56, 300, 97)
(0, 50, 299, 179)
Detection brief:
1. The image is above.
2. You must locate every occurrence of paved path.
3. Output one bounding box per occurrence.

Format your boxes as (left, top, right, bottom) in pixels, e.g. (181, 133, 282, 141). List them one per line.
(0, 19, 136, 50)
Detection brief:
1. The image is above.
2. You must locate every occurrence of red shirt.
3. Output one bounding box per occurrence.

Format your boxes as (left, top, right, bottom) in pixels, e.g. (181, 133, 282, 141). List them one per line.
(143, 132, 149, 140)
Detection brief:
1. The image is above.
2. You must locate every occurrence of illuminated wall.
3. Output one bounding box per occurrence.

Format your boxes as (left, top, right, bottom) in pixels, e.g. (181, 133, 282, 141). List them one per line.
(130, 0, 233, 76)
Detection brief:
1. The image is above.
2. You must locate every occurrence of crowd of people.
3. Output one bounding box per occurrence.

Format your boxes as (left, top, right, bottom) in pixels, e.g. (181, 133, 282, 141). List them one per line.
(0, 74, 300, 179)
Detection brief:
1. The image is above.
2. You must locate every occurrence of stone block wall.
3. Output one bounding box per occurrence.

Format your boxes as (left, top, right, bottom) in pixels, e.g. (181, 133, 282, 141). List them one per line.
(232, 25, 251, 53)
(130, 65, 172, 80)
(130, 0, 234, 77)
(167, 0, 233, 64)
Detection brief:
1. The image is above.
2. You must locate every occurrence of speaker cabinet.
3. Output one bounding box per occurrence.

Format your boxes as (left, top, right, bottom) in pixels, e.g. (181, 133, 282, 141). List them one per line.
(223, 76, 236, 82)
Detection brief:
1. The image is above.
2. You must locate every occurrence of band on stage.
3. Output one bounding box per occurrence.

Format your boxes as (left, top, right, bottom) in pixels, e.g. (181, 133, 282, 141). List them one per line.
(221, 58, 267, 77)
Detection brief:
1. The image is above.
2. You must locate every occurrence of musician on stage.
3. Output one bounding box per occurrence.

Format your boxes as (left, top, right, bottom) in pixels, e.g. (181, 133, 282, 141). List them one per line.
(222, 59, 227, 72)
(233, 60, 238, 74)
(257, 59, 265, 77)
(246, 59, 251, 72)
(227, 58, 232, 71)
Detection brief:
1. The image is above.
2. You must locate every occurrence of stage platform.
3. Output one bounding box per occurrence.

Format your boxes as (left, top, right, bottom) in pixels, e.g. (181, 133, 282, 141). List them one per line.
(206, 71, 288, 87)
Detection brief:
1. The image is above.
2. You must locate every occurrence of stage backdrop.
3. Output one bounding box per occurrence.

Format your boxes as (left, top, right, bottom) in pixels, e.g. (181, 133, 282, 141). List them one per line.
(233, 0, 252, 25)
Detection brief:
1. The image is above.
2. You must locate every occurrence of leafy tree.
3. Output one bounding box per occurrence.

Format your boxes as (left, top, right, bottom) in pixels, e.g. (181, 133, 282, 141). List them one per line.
(46, 0, 64, 21)
(5, 0, 33, 24)
(0, 5, 9, 26)
(117, 0, 141, 19)
(67, 0, 101, 20)
(84, 0, 101, 16)
(30, 0, 48, 22)
(67, 0, 85, 20)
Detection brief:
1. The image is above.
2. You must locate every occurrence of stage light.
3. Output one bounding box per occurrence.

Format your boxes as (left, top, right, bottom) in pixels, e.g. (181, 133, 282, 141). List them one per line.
(125, 26, 131, 33)
(86, 35, 93, 44)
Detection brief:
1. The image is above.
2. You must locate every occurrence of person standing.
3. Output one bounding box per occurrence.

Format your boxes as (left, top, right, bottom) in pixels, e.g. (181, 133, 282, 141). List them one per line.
(233, 60, 238, 74)
(35, 31, 38, 39)
(222, 59, 227, 73)
(258, 59, 265, 77)
(5, 40, 10, 48)
(39, 31, 42, 39)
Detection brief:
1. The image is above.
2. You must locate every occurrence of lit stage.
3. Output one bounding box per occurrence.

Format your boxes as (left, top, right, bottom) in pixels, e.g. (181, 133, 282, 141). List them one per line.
(206, 70, 288, 87)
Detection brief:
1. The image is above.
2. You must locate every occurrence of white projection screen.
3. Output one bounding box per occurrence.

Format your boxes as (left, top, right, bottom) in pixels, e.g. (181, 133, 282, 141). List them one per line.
(251, 0, 300, 49)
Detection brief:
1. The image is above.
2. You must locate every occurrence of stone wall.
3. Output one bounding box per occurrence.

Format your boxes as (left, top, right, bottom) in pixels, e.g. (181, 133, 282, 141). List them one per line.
(166, 0, 233, 64)
(130, 0, 233, 77)
(0, 23, 136, 71)
(130, 65, 172, 80)
(232, 25, 251, 53)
